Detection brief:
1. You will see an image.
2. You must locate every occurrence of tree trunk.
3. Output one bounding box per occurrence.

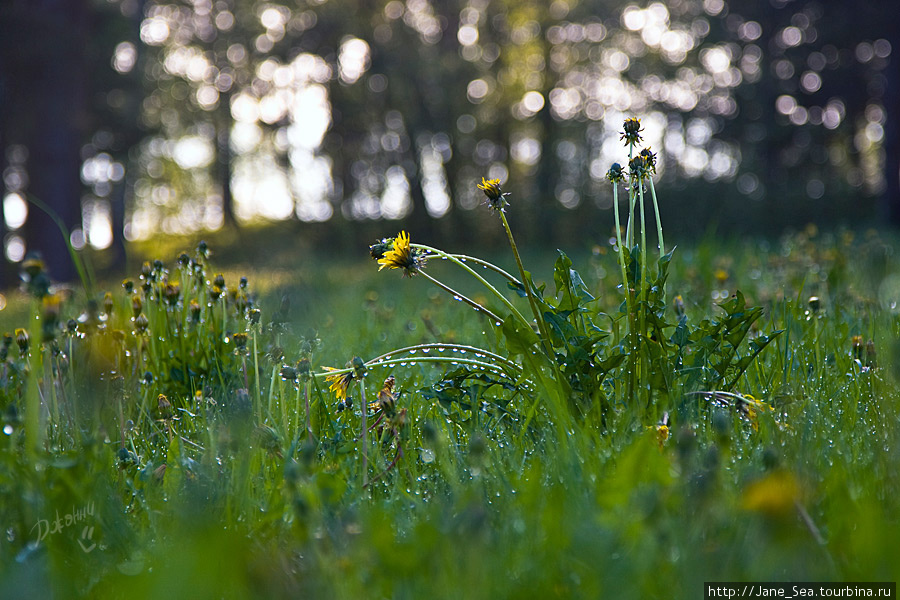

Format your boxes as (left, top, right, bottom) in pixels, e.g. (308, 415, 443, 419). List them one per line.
(22, 0, 90, 283)
(217, 104, 237, 229)
(882, 18, 900, 225)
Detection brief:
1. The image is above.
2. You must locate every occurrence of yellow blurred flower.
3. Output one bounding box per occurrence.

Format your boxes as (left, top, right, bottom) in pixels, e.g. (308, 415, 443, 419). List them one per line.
(741, 470, 800, 516)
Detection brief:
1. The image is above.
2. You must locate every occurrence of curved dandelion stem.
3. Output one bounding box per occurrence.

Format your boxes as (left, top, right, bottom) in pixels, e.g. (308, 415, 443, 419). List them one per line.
(412, 243, 532, 332)
(445, 254, 521, 285)
(365, 343, 522, 376)
(418, 270, 503, 325)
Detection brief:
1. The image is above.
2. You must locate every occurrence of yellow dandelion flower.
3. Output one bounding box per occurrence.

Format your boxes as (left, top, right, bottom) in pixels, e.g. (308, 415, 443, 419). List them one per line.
(656, 424, 669, 449)
(324, 367, 354, 401)
(377, 231, 425, 276)
(476, 177, 510, 210)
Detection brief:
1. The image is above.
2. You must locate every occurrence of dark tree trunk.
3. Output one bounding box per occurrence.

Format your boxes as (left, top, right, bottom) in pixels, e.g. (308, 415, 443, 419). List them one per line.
(217, 104, 237, 229)
(21, 0, 90, 283)
(882, 18, 900, 225)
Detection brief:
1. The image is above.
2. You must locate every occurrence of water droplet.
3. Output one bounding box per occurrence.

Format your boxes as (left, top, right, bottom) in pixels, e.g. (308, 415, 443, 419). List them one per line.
(3, 425, 12, 435)
(422, 348, 431, 353)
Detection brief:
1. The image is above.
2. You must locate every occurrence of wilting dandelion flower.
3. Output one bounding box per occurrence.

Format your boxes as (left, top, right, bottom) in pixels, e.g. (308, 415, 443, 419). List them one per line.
(476, 177, 510, 211)
(324, 367, 354, 401)
(606, 163, 626, 184)
(371, 375, 399, 416)
(621, 117, 643, 146)
(639, 147, 657, 174)
(377, 231, 426, 277)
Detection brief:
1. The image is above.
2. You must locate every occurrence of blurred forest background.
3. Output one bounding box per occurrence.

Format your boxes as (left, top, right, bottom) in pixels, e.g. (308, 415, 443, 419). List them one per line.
(0, 0, 898, 283)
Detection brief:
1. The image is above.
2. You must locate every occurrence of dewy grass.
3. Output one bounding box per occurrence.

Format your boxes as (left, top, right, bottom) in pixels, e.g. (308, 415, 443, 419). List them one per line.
(1, 122, 899, 597)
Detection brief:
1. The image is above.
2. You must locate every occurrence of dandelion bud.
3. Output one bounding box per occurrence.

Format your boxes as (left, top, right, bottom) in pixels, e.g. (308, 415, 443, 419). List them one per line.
(240, 276, 248, 289)
(157, 393, 172, 418)
(197, 240, 209, 258)
(620, 117, 643, 146)
(297, 357, 311, 378)
(369, 238, 393, 260)
(132, 294, 143, 318)
(232, 332, 248, 350)
(135, 313, 149, 334)
(606, 162, 625, 184)
(280, 365, 298, 382)
(103, 292, 114, 315)
(15, 328, 29, 355)
(808, 296, 821, 314)
(628, 155, 648, 181)
(177, 252, 190, 267)
(22, 254, 45, 278)
(190, 300, 201, 321)
(140, 261, 152, 279)
(153, 259, 164, 272)
(351, 356, 367, 379)
(639, 147, 657, 174)
(164, 284, 180, 306)
(210, 285, 223, 301)
(213, 273, 226, 289)
(67, 319, 78, 334)
(248, 308, 261, 325)
(851, 335, 864, 361)
(673, 294, 685, 318)
(123, 279, 134, 295)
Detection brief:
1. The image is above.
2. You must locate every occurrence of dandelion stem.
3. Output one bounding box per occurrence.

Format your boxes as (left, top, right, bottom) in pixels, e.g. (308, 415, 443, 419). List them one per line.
(413, 243, 532, 332)
(612, 184, 630, 310)
(648, 177, 665, 256)
(418, 270, 503, 325)
(498, 211, 555, 360)
(365, 343, 522, 376)
(359, 379, 368, 487)
(446, 254, 521, 285)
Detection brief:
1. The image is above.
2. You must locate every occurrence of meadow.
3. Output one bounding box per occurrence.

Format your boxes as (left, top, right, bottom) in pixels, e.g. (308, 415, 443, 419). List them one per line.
(1, 128, 899, 599)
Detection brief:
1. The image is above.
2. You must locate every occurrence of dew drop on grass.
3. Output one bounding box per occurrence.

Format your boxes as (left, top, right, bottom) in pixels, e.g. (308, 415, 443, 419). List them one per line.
(3, 425, 12, 435)
(422, 348, 430, 353)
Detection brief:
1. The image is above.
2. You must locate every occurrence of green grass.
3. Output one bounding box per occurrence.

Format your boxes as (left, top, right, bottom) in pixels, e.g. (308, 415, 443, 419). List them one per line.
(1, 220, 899, 599)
